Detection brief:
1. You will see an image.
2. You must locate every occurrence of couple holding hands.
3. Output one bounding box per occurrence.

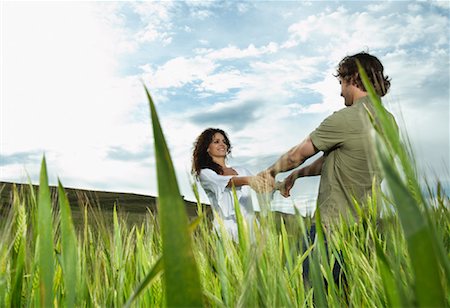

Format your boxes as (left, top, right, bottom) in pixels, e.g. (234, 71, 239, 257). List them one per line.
(192, 52, 395, 240)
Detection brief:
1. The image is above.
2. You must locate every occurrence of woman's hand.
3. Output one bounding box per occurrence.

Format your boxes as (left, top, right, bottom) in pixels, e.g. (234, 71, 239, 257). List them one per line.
(249, 174, 274, 193)
(257, 170, 275, 188)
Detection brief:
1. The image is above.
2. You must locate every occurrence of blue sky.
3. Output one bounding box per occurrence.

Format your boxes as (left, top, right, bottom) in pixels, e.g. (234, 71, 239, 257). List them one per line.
(1, 1, 449, 207)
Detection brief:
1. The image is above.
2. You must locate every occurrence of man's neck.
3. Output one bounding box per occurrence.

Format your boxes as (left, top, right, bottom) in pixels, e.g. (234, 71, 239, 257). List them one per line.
(352, 90, 368, 104)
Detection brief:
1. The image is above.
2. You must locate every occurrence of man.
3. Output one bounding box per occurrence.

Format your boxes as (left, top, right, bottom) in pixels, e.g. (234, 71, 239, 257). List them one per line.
(260, 52, 396, 227)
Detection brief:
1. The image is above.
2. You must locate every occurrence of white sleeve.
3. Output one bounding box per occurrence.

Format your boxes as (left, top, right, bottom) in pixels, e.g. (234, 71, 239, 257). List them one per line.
(199, 168, 233, 206)
(234, 166, 253, 176)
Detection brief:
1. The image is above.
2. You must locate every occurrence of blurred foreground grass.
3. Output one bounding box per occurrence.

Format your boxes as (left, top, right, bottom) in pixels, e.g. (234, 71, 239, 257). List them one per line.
(0, 165, 448, 307)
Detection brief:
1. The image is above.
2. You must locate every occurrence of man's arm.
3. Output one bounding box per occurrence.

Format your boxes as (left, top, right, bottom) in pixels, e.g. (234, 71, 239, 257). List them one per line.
(286, 155, 324, 179)
(278, 156, 324, 197)
(265, 136, 319, 177)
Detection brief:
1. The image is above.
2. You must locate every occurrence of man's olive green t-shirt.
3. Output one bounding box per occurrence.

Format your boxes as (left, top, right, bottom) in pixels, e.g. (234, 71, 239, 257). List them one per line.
(310, 96, 389, 226)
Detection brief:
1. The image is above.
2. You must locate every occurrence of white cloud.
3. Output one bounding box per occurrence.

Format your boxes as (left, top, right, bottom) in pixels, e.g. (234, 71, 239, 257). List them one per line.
(141, 57, 217, 89)
(141, 44, 313, 97)
(1, 2, 155, 192)
(408, 3, 423, 12)
(284, 6, 349, 45)
(246, 57, 324, 98)
(282, 4, 448, 60)
(384, 48, 446, 98)
(237, 3, 250, 13)
(198, 70, 246, 93)
(132, 2, 175, 44)
(136, 24, 160, 42)
(199, 42, 279, 60)
(192, 9, 213, 19)
(367, 3, 391, 12)
(431, 1, 450, 10)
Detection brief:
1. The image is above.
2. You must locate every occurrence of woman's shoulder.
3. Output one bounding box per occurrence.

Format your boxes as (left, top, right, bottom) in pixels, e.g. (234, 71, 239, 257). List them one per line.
(200, 168, 216, 176)
(231, 166, 252, 176)
(199, 168, 220, 181)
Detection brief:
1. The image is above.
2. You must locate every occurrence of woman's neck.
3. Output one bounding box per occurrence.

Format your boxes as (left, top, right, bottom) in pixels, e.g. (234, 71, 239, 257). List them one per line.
(212, 157, 226, 168)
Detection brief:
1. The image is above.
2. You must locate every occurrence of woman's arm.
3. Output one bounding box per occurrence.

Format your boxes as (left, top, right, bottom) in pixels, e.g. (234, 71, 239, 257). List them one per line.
(226, 176, 251, 188)
(227, 176, 272, 192)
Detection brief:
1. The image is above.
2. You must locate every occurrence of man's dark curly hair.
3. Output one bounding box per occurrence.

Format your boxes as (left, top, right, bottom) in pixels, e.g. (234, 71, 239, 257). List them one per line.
(335, 52, 391, 97)
(192, 128, 232, 177)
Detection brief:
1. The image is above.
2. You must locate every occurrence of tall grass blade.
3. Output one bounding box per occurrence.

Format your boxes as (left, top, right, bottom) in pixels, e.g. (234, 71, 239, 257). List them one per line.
(37, 156, 54, 307)
(215, 238, 230, 307)
(57, 180, 78, 307)
(11, 234, 25, 307)
(280, 218, 293, 273)
(380, 158, 446, 307)
(10, 187, 26, 307)
(124, 214, 201, 307)
(188, 215, 204, 234)
(311, 209, 328, 308)
(374, 239, 407, 307)
(358, 62, 447, 307)
(124, 257, 163, 308)
(145, 85, 203, 307)
(112, 205, 124, 306)
(232, 185, 249, 252)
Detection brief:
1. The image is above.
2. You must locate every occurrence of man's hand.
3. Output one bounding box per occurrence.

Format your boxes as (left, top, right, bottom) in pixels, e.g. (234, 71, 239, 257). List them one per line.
(277, 175, 295, 198)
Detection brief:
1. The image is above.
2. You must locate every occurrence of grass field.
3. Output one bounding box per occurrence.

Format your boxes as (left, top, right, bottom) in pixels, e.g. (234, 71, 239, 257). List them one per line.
(0, 70, 449, 307)
(0, 181, 207, 229)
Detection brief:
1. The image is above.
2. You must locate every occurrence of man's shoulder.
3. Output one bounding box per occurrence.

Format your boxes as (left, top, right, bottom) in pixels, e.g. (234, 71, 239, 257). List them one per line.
(320, 107, 348, 126)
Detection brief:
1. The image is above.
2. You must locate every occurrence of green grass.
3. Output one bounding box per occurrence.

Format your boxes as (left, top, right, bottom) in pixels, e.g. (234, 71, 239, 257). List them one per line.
(0, 82, 448, 307)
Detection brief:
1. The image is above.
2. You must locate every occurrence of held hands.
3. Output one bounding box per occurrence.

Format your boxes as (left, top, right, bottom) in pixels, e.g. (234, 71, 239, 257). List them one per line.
(253, 170, 276, 193)
(256, 169, 295, 198)
(249, 172, 275, 193)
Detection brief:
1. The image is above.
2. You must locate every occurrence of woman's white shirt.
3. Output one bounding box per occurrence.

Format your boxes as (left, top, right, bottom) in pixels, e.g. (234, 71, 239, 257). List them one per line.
(199, 166, 256, 239)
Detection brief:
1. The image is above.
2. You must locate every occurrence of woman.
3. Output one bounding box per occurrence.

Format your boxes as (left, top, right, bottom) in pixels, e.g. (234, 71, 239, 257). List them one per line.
(192, 128, 266, 240)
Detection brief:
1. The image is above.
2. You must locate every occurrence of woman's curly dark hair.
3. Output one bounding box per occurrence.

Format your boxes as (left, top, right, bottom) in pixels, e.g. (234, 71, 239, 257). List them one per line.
(192, 128, 232, 177)
(335, 52, 391, 97)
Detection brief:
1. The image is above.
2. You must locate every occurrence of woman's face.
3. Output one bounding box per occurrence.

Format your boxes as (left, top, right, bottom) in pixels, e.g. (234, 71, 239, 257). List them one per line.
(207, 133, 228, 159)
